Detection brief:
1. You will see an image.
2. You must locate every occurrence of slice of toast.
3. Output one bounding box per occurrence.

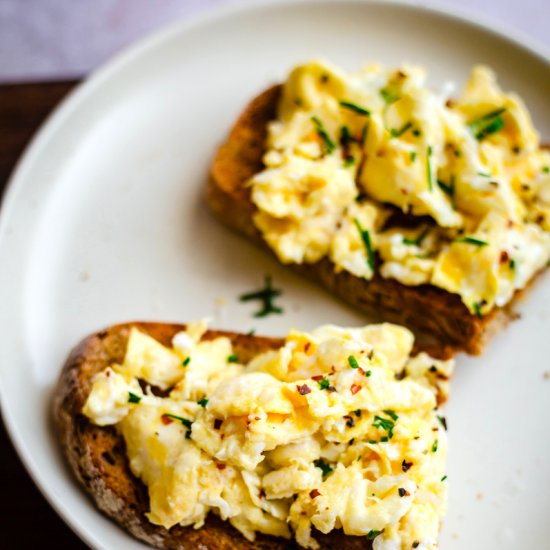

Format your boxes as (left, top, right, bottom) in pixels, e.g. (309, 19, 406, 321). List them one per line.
(207, 86, 532, 355)
(54, 322, 450, 549)
(56, 322, 396, 549)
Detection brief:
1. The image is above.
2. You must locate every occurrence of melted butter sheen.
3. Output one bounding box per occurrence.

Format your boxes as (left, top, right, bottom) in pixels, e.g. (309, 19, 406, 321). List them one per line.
(84, 324, 454, 549)
(249, 60, 550, 315)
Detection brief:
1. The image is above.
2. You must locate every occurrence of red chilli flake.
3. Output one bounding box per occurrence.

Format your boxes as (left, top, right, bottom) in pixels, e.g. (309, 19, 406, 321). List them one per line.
(215, 463, 227, 470)
(309, 489, 321, 499)
(500, 250, 510, 264)
(213, 419, 223, 430)
(161, 414, 173, 425)
(350, 384, 362, 395)
(311, 375, 324, 382)
(304, 342, 312, 353)
(297, 384, 312, 395)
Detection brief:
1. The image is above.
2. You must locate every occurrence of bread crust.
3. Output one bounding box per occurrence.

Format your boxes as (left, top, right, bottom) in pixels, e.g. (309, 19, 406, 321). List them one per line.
(207, 85, 542, 355)
(53, 322, 380, 549)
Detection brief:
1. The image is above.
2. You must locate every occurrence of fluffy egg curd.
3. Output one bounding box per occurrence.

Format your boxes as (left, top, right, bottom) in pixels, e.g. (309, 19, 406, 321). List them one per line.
(83, 321, 453, 549)
(250, 60, 550, 316)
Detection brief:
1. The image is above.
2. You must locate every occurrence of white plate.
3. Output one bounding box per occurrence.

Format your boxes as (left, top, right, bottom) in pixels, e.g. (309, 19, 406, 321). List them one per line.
(1, 1, 549, 548)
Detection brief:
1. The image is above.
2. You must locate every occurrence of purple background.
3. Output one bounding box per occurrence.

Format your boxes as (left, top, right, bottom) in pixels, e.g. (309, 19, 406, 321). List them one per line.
(1, 0, 549, 83)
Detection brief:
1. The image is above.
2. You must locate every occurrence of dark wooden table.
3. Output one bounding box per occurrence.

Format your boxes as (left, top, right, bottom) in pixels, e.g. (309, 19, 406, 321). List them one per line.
(0, 80, 88, 549)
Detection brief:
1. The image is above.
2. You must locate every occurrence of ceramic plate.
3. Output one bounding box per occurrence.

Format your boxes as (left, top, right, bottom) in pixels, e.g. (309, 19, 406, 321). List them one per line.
(1, 1, 549, 548)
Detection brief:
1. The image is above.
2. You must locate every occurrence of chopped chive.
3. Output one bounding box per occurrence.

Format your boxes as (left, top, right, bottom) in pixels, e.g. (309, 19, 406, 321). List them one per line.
(473, 301, 484, 319)
(239, 275, 283, 318)
(348, 355, 359, 369)
(340, 125, 352, 147)
(402, 226, 431, 247)
(455, 236, 489, 247)
(477, 171, 491, 177)
(431, 439, 439, 453)
(468, 108, 506, 140)
(410, 150, 417, 162)
(313, 459, 334, 478)
(164, 413, 193, 430)
(227, 354, 239, 363)
(318, 378, 331, 390)
(437, 177, 455, 203)
(426, 146, 433, 191)
(182, 357, 191, 367)
(390, 121, 413, 138)
(509, 258, 516, 270)
(311, 116, 336, 154)
(373, 414, 396, 439)
(343, 156, 355, 168)
(441, 475, 448, 482)
(353, 218, 376, 272)
(128, 392, 141, 404)
(380, 87, 400, 105)
(366, 370, 372, 377)
(339, 100, 370, 116)
(383, 409, 399, 421)
(197, 397, 208, 408)
(367, 530, 381, 540)
(543, 166, 550, 174)
(437, 415, 448, 431)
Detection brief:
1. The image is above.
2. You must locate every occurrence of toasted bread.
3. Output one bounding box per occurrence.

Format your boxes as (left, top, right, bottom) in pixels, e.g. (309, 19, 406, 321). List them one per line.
(54, 322, 390, 549)
(207, 85, 537, 355)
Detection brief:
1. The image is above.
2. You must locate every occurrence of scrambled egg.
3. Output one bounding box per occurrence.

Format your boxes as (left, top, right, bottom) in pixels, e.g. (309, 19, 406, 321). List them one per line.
(84, 322, 453, 549)
(249, 60, 550, 314)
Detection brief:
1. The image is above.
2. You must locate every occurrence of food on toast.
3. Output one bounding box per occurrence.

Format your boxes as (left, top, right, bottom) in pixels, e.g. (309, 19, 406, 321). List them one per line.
(208, 60, 550, 353)
(54, 321, 453, 549)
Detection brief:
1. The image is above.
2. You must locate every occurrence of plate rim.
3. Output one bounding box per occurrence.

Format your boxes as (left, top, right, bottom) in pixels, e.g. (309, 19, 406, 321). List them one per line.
(1, 0, 549, 548)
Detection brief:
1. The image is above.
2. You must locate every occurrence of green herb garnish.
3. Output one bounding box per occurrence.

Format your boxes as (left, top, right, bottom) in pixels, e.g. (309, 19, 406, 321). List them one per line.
(468, 108, 506, 140)
(366, 370, 372, 377)
(410, 150, 417, 162)
(182, 357, 191, 367)
(164, 413, 193, 430)
(455, 236, 489, 247)
(343, 156, 355, 168)
(311, 115, 336, 154)
(373, 414, 396, 439)
(239, 275, 283, 318)
(380, 87, 400, 105)
(339, 100, 370, 116)
(431, 439, 439, 453)
(437, 415, 448, 430)
(441, 475, 448, 482)
(509, 258, 516, 270)
(198, 398, 209, 408)
(543, 166, 550, 174)
(314, 458, 334, 478)
(426, 145, 433, 191)
(383, 409, 399, 421)
(128, 392, 141, 404)
(477, 171, 491, 177)
(402, 226, 430, 247)
(473, 301, 484, 319)
(390, 121, 413, 138)
(437, 176, 455, 206)
(318, 378, 331, 390)
(353, 218, 375, 271)
(227, 354, 239, 363)
(348, 355, 359, 369)
(367, 530, 382, 540)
